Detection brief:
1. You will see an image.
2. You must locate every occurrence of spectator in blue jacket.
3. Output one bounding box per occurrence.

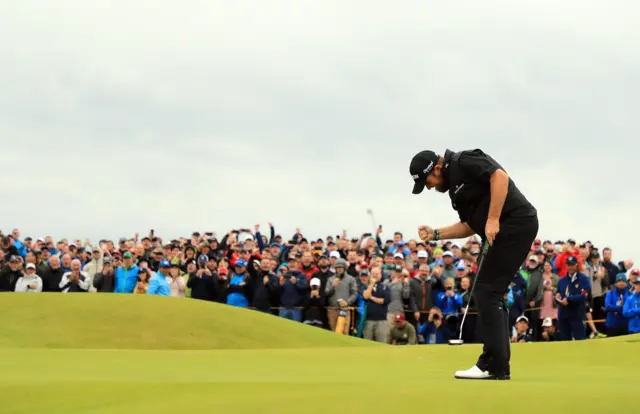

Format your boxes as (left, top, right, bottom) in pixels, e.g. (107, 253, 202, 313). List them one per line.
(278, 261, 309, 322)
(622, 278, 640, 334)
(148, 260, 171, 296)
(604, 274, 629, 336)
(226, 259, 252, 308)
(418, 307, 451, 344)
(556, 256, 591, 340)
(436, 277, 463, 317)
(114, 252, 140, 293)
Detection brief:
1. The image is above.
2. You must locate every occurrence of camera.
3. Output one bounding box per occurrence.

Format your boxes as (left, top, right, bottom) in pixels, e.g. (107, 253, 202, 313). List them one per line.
(432, 313, 440, 321)
(446, 286, 453, 291)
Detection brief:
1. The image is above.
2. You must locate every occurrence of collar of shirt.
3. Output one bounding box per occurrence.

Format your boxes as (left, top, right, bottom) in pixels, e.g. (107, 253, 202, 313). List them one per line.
(568, 273, 577, 283)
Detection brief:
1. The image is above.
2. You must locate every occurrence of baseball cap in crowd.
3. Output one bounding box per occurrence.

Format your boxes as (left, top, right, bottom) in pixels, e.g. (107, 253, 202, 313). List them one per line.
(615, 274, 627, 283)
(541, 318, 553, 328)
(566, 256, 578, 265)
(394, 253, 404, 259)
(92, 246, 101, 253)
(197, 254, 209, 263)
(443, 251, 453, 258)
(456, 260, 466, 271)
(329, 251, 340, 259)
(417, 250, 428, 259)
(359, 269, 370, 277)
(394, 313, 406, 323)
(516, 315, 529, 324)
(219, 267, 228, 275)
(310, 278, 321, 288)
(590, 251, 600, 259)
(159, 259, 171, 268)
(235, 259, 247, 268)
(451, 243, 460, 249)
(103, 257, 113, 264)
(528, 255, 538, 264)
(26, 263, 35, 270)
(123, 252, 133, 259)
(409, 150, 440, 194)
(631, 269, 640, 276)
(9, 255, 19, 263)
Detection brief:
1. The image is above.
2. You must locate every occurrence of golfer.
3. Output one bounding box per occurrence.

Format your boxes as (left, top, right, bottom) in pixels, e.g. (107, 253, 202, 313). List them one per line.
(410, 148, 538, 380)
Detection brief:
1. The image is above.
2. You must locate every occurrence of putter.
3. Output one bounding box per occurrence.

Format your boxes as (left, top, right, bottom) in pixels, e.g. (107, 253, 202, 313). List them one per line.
(449, 241, 490, 346)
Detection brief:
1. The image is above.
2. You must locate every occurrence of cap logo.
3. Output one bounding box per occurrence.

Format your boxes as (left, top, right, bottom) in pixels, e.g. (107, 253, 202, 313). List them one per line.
(423, 160, 434, 174)
(411, 174, 419, 179)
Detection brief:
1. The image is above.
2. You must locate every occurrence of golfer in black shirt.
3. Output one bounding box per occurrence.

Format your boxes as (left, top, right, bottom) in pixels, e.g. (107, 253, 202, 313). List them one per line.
(410, 148, 538, 380)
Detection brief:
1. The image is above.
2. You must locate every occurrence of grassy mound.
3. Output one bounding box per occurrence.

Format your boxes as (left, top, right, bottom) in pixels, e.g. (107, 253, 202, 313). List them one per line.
(0, 293, 379, 350)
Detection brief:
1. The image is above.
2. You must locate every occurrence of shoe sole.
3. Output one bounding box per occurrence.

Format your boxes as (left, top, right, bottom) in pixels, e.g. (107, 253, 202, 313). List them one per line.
(454, 374, 511, 380)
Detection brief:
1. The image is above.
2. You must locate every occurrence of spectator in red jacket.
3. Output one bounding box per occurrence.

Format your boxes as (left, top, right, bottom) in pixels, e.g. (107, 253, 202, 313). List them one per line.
(555, 243, 584, 277)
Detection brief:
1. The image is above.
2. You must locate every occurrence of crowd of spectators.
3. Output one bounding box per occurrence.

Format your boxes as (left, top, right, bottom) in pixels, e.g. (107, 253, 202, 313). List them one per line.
(1, 225, 638, 345)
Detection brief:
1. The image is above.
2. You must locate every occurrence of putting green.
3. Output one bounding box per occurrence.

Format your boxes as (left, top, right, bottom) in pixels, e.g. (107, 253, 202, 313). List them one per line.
(0, 294, 636, 414)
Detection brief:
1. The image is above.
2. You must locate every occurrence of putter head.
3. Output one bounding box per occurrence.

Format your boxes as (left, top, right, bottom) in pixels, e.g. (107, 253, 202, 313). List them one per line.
(448, 339, 464, 346)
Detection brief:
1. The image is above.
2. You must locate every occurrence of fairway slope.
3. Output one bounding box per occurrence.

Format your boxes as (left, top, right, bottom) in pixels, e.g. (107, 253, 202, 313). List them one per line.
(0, 293, 379, 350)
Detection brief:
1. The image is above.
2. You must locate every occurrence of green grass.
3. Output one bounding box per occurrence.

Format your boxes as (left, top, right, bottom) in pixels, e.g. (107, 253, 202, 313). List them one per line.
(0, 293, 637, 414)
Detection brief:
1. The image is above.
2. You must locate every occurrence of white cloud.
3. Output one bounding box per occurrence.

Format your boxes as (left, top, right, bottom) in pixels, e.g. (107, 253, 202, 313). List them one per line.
(0, 0, 638, 262)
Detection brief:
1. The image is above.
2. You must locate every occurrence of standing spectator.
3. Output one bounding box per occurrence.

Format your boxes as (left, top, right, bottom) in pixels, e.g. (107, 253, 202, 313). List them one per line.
(384, 265, 412, 327)
(303, 277, 326, 327)
(604, 274, 629, 337)
(251, 258, 279, 312)
(585, 250, 608, 332)
(311, 255, 333, 297)
(556, 256, 590, 340)
(148, 260, 172, 296)
(387, 312, 417, 345)
(59, 259, 90, 292)
(325, 258, 357, 333)
(187, 255, 217, 302)
(0, 256, 23, 292)
(168, 263, 187, 297)
(134, 269, 150, 294)
(278, 263, 309, 321)
(93, 257, 116, 292)
(82, 246, 104, 292)
(601, 247, 619, 286)
(555, 245, 583, 278)
(15, 263, 43, 292)
(226, 259, 252, 307)
(441, 251, 457, 279)
(114, 252, 140, 294)
(539, 261, 559, 326)
(1, 236, 20, 260)
(622, 276, 640, 334)
(539, 317, 557, 342)
(362, 267, 390, 342)
(522, 255, 544, 340)
(436, 277, 463, 318)
(409, 264, 438, 327)
(298, 251, 318, 281)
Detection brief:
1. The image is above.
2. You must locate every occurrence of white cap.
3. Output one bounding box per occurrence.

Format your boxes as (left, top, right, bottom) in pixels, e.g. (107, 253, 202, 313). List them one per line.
(541, 317, 553, 327)
(443, 251, 453, 257)
(310, 277, 321, 287)
(417, 250, 428, 259)
(394, 253, 404, 259)
(26, 263, 36, 270)
(37, 237, 45, 243)
(516, 315, 529, 324)
(528, 255, 539, 263)
(451, 243, 461, 249)
(329, 251, 340, 259)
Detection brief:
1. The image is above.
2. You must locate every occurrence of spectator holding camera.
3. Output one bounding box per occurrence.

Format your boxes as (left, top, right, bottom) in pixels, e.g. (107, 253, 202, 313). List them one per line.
(187, 254, 218, 302)
(436, 277, 463, 318)
(251, 258, 279, 313)
(278, 261, 309, 322)
(133, 269, 150, 294)
(622, 275, 640, 334)
(224, 259, 252, 308)
(384, 265, 412, 327)
(114, 252, 140, 294)
(325, 258, 357, 333)
(15, 263, 43, 292)
(59, 259, 90, 292)
(604, 274, 629, 336)
(362, 267, 391, 342)
(409, 263, 437, 327)
(419, 307, 450, 344)
(93, 257, 116, 292)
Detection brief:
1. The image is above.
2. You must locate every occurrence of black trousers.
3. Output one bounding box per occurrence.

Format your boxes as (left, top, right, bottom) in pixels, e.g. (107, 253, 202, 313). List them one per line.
(474, 214, 539, 376)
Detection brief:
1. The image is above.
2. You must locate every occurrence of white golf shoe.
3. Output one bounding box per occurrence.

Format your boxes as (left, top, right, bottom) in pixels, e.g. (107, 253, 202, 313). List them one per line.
(454, 365, 494, 380)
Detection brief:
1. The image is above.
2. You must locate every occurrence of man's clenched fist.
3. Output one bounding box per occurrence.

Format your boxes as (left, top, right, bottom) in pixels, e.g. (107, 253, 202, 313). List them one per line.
(418, 225, 434, 241)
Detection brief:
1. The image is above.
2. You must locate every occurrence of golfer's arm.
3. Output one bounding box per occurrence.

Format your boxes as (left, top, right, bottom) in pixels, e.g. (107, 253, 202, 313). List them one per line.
(436, 222, 475, 240)
(488, 169, 509, 221)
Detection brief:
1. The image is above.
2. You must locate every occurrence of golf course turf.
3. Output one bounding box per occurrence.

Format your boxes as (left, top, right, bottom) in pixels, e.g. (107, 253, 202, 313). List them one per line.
(0, 294, 636, 413)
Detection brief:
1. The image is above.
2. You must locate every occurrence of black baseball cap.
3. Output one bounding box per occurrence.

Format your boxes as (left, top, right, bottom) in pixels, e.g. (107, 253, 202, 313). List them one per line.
(410, 150, 440, 194)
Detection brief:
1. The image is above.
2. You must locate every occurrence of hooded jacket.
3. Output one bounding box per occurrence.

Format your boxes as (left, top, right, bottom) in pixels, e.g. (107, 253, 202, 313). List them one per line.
(604, 288, 629, 330)
(622, 290, 640, 334)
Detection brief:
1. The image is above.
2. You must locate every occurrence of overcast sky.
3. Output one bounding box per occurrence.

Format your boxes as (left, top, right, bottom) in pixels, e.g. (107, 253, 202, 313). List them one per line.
(0, 1, 638, 262)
